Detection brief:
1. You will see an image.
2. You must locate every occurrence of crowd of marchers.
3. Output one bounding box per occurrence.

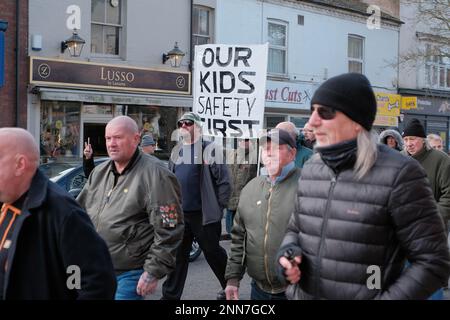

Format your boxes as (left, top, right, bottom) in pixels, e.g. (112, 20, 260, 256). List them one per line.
(0, 72, 449, 300)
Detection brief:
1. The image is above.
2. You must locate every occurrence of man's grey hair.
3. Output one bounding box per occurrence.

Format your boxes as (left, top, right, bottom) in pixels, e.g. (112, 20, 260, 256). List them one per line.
(354, 129, 378, 180)
(423, 137, 432, 151)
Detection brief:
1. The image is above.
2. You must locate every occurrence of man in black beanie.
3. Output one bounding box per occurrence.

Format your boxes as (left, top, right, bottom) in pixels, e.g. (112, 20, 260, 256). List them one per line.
(277, 73, 450, 300)
(401, 118, 450, 229)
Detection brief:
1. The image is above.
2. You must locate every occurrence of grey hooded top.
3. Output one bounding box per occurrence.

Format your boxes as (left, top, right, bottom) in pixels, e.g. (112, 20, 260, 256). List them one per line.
(379, 129, 403, 151)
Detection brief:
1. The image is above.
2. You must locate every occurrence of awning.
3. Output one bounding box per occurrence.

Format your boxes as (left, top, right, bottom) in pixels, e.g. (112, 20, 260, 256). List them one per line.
(35, 87, 193, 108)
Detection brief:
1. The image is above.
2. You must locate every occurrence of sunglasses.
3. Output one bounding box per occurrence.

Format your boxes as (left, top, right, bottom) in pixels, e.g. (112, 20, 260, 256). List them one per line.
(177, 120, 194, 128)
(311, 105, 336, 120)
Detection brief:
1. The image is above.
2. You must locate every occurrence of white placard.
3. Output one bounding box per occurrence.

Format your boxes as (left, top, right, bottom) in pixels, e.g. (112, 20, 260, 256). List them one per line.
(193, 44, 268, 139)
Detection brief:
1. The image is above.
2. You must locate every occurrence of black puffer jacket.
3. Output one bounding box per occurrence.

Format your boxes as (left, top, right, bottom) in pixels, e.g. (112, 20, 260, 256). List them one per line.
(279, 144, 450, 299)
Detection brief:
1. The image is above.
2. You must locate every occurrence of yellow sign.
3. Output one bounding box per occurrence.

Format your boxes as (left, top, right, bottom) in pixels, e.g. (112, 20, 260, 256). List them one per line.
(401, 96, 417, 110)
(55, 120, 63, 129)
(373, 115, 398, 127)
(375, 92, 401, 117)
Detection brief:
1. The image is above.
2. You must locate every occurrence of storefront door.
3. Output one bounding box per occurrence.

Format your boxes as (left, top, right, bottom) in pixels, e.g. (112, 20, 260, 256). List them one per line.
(83, 123, 108, 157)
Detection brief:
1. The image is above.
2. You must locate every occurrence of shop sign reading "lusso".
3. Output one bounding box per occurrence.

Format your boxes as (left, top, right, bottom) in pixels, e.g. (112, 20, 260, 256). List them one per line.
(30, 56, 190, 95)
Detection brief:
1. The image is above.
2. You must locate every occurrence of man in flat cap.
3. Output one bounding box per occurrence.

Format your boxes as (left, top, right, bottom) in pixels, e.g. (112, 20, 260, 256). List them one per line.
(141, 135, 157, 155)
(225, 128, 300, 300)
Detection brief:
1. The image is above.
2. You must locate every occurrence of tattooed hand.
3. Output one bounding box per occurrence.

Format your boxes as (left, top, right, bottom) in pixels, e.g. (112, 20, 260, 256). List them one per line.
(136, 271, 158, 296)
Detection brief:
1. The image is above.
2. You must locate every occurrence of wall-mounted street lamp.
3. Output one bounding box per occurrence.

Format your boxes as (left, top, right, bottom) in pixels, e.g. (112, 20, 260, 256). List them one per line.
(61, 29, 85, 57)
(162, 42, 185, 68)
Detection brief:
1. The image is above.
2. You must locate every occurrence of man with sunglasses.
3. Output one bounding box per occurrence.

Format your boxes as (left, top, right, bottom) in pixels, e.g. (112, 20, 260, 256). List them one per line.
(277, 73, 450, 299)
(162, 112, 231, 300)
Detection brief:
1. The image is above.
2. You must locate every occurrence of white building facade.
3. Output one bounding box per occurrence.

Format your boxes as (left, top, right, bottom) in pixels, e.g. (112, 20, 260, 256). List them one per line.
(398, 0, 450, 152)
(207, 0, 402, 129)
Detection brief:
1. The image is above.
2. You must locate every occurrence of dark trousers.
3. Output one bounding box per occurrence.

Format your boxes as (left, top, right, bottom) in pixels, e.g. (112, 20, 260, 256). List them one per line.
(162, 211, 228, 300)
(250, 281, 287, 300)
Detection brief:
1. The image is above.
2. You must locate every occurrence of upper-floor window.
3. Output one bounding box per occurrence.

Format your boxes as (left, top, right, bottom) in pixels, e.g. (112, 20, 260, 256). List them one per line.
(193, 6, 214, 46)
(348, 35, 364, 73)
(268, 20, 288, 75)
(91, 0, 122, 55)
(426, 44, 450, 89)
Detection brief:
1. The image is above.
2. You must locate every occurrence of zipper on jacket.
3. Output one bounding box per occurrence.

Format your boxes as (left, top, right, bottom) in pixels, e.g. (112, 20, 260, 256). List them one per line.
(95, 173, 117, 230)
(263, 186, 274, 291)
(314, 174, 337, 299)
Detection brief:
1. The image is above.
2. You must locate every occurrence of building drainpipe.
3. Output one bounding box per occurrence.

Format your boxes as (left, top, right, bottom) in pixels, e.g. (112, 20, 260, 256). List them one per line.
(15, 0, 20, 127)
(190, 0, 193, 98)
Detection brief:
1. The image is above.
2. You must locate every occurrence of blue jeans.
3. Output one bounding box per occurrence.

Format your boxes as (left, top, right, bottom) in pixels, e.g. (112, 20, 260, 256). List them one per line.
(250, 281, 287, 300)
(226, 209, 236, 234)
(404, 262, 443, 300)
(115, 269, 144, 300)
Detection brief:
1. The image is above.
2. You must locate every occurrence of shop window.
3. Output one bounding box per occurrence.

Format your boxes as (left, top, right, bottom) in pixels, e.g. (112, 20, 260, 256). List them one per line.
(348, 35, 364, 74)
(91, 0, 123, 55)
(265, 114, 287, 129)
(193, 6, 214, 46)
(126, 106, 178, 160)
(40, 101, 81, 162)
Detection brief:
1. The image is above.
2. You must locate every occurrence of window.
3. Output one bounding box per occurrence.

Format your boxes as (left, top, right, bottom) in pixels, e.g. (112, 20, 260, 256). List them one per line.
(265, 114, 287, 129)
(268, 20, 288, 75)
(193, 6, 213, 46)
(91, 0, 122, 55)
(126, 106, 179, 160)
(426, 44, 450, 89)
(40, 101, 81, 162)
(348, 35, 364, 73)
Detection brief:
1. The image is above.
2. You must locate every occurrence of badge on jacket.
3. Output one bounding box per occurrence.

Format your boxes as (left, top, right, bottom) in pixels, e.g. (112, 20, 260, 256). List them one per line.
(159, 204, 179, 228)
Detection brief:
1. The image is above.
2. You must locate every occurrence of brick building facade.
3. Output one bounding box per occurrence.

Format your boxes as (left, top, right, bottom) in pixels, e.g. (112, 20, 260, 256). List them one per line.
(0, 0, 28, 128)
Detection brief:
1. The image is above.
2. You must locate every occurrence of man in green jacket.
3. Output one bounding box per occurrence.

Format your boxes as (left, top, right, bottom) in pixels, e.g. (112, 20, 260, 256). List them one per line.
(225, 129, 300, 300)
(77, 116, 184, 300)
(402, 118, 450, 229)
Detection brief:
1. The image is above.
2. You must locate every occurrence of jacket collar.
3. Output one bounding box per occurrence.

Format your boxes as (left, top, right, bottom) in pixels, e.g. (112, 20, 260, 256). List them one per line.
(315, 139, 357, 174)
(110, 147, 141, 176)
(25, 169, 49, 211)
(2, 170, 46, 297)
(261, 161, 296, 186)
(410, 146, 430, 162)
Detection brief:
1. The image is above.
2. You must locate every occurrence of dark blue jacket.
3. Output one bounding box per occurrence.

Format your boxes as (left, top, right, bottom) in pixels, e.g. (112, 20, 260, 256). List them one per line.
(3, 170, 116, 299)
(169, 140, 231, 225)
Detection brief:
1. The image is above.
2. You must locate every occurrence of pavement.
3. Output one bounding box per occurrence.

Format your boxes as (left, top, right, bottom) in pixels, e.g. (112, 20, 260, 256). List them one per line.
(147, 237, 251, 300)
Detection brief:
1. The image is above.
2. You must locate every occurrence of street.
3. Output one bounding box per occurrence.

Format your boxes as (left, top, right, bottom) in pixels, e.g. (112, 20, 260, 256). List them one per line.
(148, 238, 252, 300)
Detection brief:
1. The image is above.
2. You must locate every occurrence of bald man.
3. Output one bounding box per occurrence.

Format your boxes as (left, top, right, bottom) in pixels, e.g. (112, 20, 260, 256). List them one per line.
(302, 122, 316, 149)
(0, 128, 116, 300)
(77, 116, 184, 300)
(275, 121, 313, 168)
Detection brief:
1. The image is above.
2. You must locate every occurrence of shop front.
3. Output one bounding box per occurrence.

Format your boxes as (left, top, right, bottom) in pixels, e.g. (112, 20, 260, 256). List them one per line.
(399, 90, 450, 152)
(372, 92, 401, 134)
(264, 80, 318, 129)
(29, 57, 191, 163)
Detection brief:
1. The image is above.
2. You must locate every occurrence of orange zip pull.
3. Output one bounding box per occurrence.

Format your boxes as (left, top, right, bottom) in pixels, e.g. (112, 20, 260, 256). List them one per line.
(0, 203, 22, 251)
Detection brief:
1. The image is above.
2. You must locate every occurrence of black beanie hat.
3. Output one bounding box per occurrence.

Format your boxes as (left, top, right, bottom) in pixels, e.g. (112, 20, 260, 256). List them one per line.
(311, 73, 377, 131)
(402, 118, 426, 138)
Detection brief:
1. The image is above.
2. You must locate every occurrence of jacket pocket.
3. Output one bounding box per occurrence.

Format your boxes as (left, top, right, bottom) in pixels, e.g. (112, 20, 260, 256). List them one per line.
(124, 225, 151, 259)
